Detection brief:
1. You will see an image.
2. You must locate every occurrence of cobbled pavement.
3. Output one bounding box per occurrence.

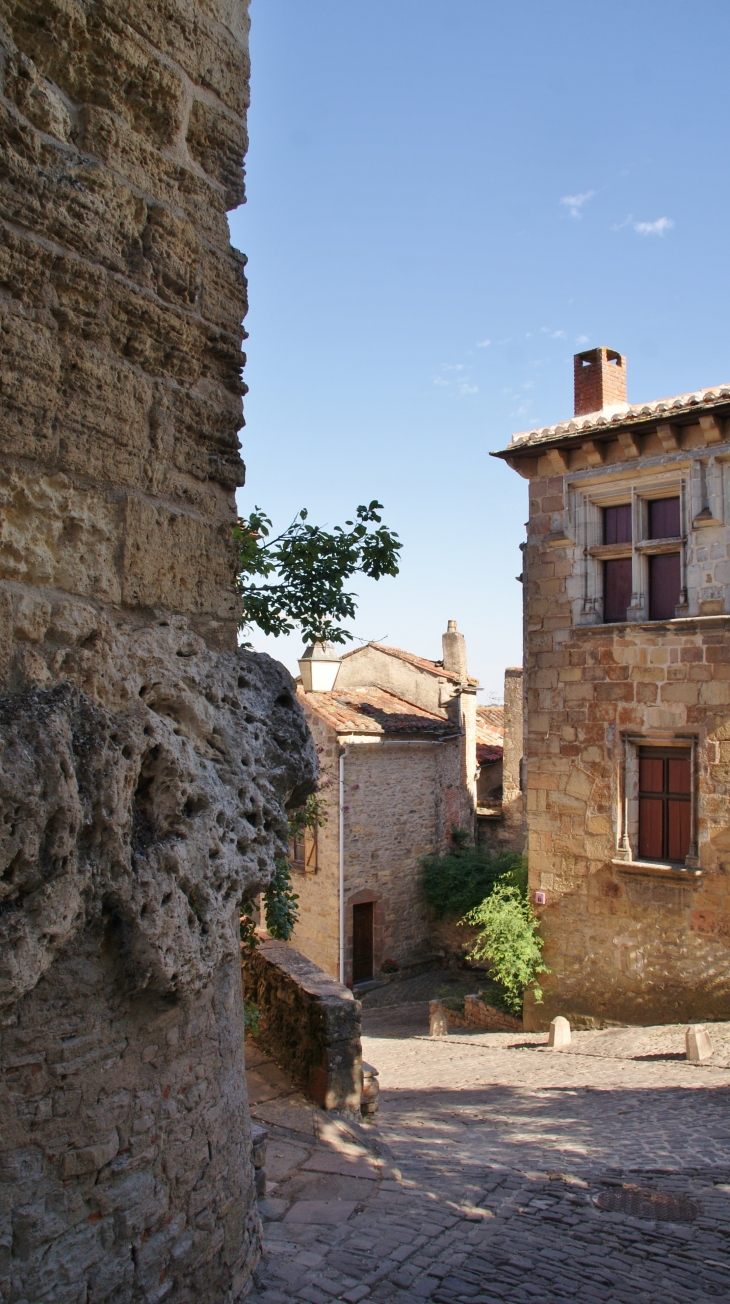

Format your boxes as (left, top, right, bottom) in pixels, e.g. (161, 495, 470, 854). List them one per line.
(246, 1002, 730, 1304)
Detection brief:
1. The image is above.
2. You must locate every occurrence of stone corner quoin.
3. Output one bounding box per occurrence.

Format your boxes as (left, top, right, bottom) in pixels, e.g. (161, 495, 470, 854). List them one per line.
(0, 3, 316, 1302)
(495, 351, 730, 1030)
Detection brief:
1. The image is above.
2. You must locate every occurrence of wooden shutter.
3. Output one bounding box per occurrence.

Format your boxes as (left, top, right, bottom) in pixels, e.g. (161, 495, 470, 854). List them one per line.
(603, 503, 632, 544)
(648, 553, 680, 620)
(648, 497, 680, 539)
(638, 748, 691, 862)
(604, 557, 632, 622)
(667, 756, 691, 861)
(305, 830, 317, 872)
(638, 753, 664, 860)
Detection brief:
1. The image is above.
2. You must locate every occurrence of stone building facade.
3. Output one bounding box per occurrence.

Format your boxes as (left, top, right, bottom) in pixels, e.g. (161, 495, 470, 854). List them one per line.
(287, 626, 479, 984)
(475, 667, 524, 852)
(0, 4, 315, 1301)
(497, 348, 730, 1028)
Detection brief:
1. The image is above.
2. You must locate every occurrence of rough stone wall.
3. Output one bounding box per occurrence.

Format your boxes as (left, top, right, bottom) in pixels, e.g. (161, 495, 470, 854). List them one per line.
(520, 439, 730, 1030)
(242, 941, 362, 1112)
(288, 704, 458, 983)
(502, 666, 525, 850)
(335, 643, 478, 830)
(0, 3, 317, 1300)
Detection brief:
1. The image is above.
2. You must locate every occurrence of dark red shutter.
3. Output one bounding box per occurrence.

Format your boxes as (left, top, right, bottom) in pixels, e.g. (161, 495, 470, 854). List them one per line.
(638, 748, 691, 862)
(639, 755, 664, 793)
(667, 756, 691, 861)
(667, 757, 691, 795)
(649, 552, 680, 620)
(604, 557, 632, 622)
(648, 497, 680, 539)
(603, 504, 632, 544)
(639, 798, 664, 860)
(667, 801, 691, 861)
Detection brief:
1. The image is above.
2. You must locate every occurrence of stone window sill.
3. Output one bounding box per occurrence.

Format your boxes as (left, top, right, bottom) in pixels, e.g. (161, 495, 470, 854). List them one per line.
(576, 613, 730, 634)
(612, 857, 702, 882)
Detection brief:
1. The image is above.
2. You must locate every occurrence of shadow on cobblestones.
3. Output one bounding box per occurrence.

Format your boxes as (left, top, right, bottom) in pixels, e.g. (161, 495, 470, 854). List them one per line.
(247, 1022, 730, 1304)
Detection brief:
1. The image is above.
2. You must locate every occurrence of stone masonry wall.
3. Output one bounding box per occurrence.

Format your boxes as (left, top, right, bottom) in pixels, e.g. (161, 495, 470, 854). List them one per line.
(289, 704, 460, 983)
(242, 941, 362, 1112)
(523, 457, 730, 1031)
(0, 4, 317, 1301)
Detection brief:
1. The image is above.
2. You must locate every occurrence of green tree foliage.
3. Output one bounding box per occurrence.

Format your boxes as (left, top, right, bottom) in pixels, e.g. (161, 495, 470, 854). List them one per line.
(420, 828, 527, 920)
(261, 858, 300, 940)
(463, 885, 548, 1015)
(235, 501, 401, 646)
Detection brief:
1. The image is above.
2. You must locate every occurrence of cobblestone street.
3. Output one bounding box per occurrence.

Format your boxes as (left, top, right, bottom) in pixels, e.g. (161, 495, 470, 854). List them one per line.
(247, 1001, 730, 1304)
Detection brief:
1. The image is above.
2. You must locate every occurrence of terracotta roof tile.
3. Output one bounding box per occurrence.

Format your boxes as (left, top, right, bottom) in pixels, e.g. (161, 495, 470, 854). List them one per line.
(495, 383, 730, 454)
(298, 685, 458, 738)
(476, 705, 504, 748)
(477, 743, 503, 765)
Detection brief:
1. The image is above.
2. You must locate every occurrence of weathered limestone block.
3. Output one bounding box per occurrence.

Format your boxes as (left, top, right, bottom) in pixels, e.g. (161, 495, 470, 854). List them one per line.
(243, 942, 362, 1112)
(0, 1, 319, 1299)
(547, 1015, 571, 1048)
(685, 1024, 713, 1063)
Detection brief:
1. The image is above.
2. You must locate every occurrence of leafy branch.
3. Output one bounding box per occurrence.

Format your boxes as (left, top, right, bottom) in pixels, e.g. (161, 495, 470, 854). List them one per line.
(235, 501, 401, 646)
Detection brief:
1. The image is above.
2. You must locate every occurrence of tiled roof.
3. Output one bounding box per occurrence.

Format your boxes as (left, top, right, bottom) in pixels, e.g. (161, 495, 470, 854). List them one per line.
(298, 685, 458, 738)
(476, 707, 504, 766)
(498, 384, 730, 453)
(341, 642, 479, 686)
(476, 705, 504, 746)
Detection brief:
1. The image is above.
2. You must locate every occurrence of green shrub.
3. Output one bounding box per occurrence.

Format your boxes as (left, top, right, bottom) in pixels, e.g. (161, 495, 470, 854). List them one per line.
(262, 858, 299, 941)
(244, 1002, 260, 1037)
(420, 829, 526, 920)
(463, 885, 548, 1015)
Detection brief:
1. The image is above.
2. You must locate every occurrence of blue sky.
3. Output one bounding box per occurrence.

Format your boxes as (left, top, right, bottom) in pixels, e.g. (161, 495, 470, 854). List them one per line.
(229, 0, 730, 700)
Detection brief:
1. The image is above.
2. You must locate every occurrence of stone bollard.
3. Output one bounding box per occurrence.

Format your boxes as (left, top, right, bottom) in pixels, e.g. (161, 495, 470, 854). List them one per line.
(548, 1016, 571, 1049)
(686, 1024, 713, 1063)
(361, 1062, 380, 1117)
(429, 1005, 450, 1036)
(251, 1122, 269, 1197)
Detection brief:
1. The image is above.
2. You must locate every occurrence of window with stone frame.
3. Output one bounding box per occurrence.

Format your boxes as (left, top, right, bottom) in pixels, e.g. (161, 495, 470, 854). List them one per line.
(574, 479, 689, 624)
(616, 734, 698, 870)
(289, 828, 317, 873)
(638, 747, 691, 863)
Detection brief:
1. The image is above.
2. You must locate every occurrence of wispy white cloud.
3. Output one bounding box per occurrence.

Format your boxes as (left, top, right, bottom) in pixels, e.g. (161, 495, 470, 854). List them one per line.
(575, 334, 589, 344)
(434, 365, 478, 397)
(561, 190, 595, 219)
(476, 338, 491, 348)
(523, 380, 535, 390)
(541, 327, 566, 339)
(634, 216, 674, 236)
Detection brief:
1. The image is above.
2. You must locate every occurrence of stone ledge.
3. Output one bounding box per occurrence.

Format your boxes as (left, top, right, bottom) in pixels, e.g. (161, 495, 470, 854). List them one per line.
(243, 941, 362, 1113)
(612, 858, 703, 883)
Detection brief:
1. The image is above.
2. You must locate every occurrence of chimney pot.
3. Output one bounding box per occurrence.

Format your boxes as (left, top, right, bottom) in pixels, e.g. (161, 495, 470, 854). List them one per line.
(574, 347, 627, 416)
(447, 619, 457, 632)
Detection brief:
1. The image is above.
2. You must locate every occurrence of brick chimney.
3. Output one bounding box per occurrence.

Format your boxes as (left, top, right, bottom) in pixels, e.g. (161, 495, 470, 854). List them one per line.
(442, 619, 468, 682)
(574, 347, 627, 416)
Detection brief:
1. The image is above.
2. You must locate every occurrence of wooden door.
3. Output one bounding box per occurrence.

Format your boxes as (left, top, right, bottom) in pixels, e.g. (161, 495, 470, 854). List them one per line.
(352, 902, 374, 984)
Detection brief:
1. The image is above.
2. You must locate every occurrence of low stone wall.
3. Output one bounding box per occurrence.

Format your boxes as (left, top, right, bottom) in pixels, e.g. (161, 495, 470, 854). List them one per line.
(243, 942, 362, 1112)
(430, 995, 522, 1032)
